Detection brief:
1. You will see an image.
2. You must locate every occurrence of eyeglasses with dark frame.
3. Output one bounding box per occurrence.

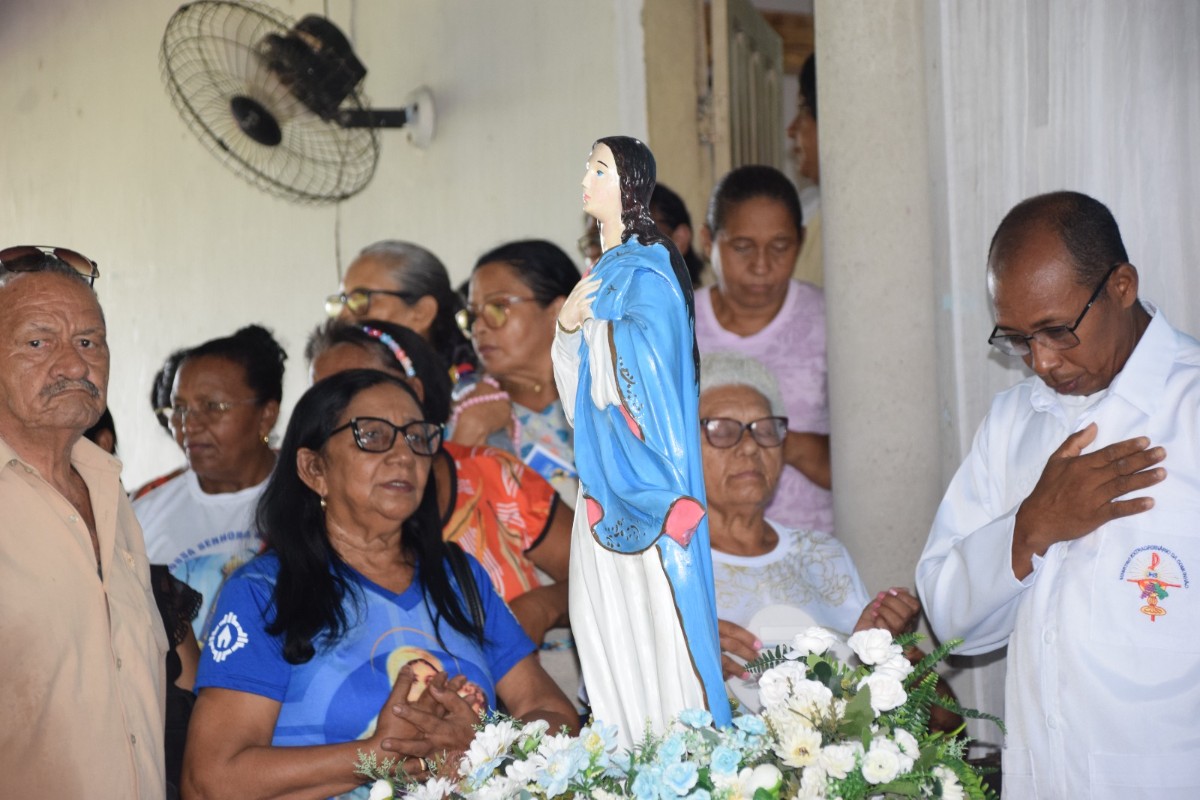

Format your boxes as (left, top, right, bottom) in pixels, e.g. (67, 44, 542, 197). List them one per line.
(455, 295, 537, 335)
(330, 416, 443, 456)
(988, 263, 1122, 358)
(324, 288, 419, 319)
(700, 416, 789, 449)
(0, 245, 100, 287)
(166, 398, 261, 427)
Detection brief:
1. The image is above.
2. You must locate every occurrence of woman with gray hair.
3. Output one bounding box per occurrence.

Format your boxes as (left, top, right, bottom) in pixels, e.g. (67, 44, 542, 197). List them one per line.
(324, 240, 478, 382)
(699, 351, 921, 711)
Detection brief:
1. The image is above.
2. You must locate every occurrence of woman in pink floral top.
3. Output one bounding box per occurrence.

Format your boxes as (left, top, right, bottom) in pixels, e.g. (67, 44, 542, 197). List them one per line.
(697, 165, 833, 533)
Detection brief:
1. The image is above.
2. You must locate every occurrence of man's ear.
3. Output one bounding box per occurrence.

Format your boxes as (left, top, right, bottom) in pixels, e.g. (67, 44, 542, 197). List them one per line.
(296, 447, 328, 499)
(1112, 263, 1140, 310)
(700, 224, 714, 259)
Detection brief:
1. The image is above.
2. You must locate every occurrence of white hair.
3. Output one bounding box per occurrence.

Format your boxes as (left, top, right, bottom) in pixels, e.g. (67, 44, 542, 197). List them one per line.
(698, 351, 785, 416)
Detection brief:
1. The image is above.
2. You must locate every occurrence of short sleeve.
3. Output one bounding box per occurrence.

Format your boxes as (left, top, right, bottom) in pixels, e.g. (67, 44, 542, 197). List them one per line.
(469, 557, 536, 682)
(194, 563, 290, 702)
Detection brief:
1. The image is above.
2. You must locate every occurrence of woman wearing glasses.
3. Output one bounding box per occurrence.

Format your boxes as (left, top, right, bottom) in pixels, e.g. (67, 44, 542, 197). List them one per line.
(304, 321, 575, 657)
(698, 165, 833, 534)
(183, 370, 576, 799)
(453, 239, 581, 504)
(325, 240, 478, 385)
(698, 353, 924, 711)
(134, 324, 285, 644)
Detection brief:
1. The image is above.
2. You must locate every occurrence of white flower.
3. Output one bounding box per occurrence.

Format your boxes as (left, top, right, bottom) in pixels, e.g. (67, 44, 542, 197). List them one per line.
(787, 679, 834, 722)
(405, 777, 455, 800)
(773, 723, 823, 768)
(874, 653, 914, 681)
(861, 742, 902, 784)
(934, 766, 965, 800)
(793, 764, 828, 799)
(468, 776, 519, 800)
(859, 673, 907, 713)
(788, 627, 839, 658)
(367, 779, 395, 800)
(504, 756, 542, 786)
(892, 728, 919, 770)
(847, 628, 901, 666)
(461, 719, 521, 777)
(535, 731, 576, 757)
(817, 742, 859, 779)
(758, 661, 803, 708)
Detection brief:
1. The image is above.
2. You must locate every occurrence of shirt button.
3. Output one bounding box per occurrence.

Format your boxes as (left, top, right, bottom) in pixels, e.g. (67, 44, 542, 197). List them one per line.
(130, 734, 137, 745)
(23, 466, 33, 474)
(116, 657, 123, 669)
(7, 459, 16, 466)
(1042, 629, 1055, 645)
(69, 514, 79, 523)
(1047, 715, 1059, 730)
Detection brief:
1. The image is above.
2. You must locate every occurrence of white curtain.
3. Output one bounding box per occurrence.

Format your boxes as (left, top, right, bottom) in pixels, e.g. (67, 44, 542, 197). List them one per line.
(925, 0, 1200, 738)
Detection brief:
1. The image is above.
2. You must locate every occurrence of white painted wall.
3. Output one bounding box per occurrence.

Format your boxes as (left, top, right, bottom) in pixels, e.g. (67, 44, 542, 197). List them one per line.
(0, 0, 642, 487)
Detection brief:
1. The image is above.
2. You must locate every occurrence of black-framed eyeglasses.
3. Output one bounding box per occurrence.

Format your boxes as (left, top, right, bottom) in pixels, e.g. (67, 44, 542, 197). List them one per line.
(330, 416, 443, 456)
(0, 245, 100, 286)
(455, 295, 537, 335)
(325, 288, 419, 319)
(700, 416, 789, 449)
(988, 263, 1121, 357)
(166, 398, 260, 427)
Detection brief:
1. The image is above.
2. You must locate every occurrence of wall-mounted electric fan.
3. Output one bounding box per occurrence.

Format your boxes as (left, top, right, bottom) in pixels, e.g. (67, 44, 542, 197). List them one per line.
(160, 0, 434, 203)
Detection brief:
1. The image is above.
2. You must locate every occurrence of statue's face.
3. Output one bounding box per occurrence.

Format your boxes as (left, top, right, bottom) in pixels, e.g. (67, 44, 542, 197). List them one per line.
(581, 143, 622, 224)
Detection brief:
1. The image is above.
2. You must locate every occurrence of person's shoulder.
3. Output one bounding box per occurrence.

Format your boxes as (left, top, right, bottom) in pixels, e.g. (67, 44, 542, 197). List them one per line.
(131, 466, 188, 505)
(785, 279, 825, 309)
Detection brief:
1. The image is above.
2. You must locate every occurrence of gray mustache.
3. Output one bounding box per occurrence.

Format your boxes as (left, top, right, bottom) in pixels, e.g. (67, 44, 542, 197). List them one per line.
(42, 379, 100, 399)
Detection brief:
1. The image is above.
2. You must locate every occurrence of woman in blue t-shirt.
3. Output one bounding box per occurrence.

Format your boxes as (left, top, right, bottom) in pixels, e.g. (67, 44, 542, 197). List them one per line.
(184, 370, 577, 799)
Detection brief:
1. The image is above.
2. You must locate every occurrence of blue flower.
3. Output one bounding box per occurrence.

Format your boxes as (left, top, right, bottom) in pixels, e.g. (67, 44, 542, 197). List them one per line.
(631, 765, 665, 800)
(732, 715, 767, 736)
(537, 746, 588, 797)
(710, 745, 742, 776)
(678, 708, 713, 729)
(656, 734, 687, 764)
(662, 761, 699, 796)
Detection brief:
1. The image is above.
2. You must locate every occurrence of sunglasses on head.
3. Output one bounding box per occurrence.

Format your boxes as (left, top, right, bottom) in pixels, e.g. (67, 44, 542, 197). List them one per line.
(0, 245, 100, 287)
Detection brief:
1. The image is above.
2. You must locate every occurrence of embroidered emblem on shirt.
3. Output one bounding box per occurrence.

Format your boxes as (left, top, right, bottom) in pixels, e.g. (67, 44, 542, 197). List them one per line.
(1119, 546, 1189, 622)
(209, 611, 250, 661)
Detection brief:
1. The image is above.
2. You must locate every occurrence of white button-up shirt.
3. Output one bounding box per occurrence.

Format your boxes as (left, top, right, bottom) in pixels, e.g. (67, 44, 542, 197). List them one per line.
(918, 306, 1200, 799)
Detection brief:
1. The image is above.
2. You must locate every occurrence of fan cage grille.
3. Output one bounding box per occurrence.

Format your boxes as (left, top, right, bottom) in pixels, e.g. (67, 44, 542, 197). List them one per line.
(160, 0, 380, 204)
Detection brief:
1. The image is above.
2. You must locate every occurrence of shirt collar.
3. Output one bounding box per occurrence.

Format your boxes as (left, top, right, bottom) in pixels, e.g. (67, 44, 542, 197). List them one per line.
(1029, 300, 1171, 417)
(0, 432, 123, 478)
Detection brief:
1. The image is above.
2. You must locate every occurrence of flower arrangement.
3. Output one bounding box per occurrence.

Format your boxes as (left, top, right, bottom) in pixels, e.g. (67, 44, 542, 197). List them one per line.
(357, 628, 1001, 800)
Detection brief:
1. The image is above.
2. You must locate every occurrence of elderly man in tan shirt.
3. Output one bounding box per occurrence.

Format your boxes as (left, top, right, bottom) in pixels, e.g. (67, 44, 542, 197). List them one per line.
(0, 247, 167, 798)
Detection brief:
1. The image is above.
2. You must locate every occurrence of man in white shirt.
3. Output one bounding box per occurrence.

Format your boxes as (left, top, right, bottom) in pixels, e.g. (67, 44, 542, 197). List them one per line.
(917, 191, 1200, 799)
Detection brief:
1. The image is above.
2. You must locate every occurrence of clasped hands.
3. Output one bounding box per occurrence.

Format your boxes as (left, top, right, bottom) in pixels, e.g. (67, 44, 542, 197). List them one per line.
(1012, 422, 1165, 579)
(368, 663, 482, 780)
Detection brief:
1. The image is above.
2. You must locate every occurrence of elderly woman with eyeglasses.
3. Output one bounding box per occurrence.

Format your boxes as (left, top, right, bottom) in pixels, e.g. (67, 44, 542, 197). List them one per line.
(183, 369, 576, 799)
(452, 240, 581, 504)
(134, 324, 286, 644)
(698, 353, 922, 711)
(325, 240, 479, 384)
